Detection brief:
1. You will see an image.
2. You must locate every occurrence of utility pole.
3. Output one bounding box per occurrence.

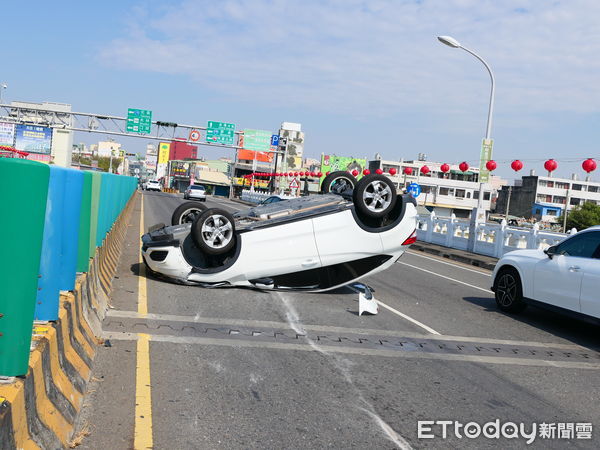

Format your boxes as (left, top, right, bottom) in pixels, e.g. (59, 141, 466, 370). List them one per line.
(505, 186, 512, 221)
(563, 186, 570, 232)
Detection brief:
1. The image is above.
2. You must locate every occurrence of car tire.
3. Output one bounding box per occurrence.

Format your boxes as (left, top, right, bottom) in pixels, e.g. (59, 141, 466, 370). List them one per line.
(191, 208, 236, 255)
(320, 171, 357, 195)
(171, 201, 208, 225)
(493, 267, 527, 313)
(353, 174, 397, 218)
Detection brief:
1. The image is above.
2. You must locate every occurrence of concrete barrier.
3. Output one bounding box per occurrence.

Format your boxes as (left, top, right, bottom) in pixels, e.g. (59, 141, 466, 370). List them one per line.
(0, 190, 137, 449)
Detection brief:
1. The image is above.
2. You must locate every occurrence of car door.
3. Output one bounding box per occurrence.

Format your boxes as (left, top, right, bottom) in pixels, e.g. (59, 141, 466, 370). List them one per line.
(312, 208, 383, 267)
(533, 231, 600, 312)
(578, 232, 600, 319)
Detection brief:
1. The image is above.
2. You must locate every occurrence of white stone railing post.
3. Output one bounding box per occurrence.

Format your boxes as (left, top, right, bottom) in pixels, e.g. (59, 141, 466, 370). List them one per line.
(528, 223, 539, 249)
(446, 213, 456, 247)
(425, 211, 435, 242)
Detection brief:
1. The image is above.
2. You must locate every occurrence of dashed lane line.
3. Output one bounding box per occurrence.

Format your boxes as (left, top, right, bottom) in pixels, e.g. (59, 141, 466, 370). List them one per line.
(397, 261, 492, 294)
(406, 250, 492, 276)
(374, 300, 440, 335)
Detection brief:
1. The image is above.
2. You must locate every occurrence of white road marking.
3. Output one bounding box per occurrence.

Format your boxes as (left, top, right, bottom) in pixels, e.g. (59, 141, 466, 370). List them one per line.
(398, 261, 492, 294)
(407, 250, 491, 276)
(104, 332, 600, 370)
(375, 300, 441, 335)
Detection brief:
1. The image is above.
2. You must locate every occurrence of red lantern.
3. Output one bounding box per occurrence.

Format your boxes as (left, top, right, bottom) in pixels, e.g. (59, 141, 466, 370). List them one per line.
(317, 172, 322, 177)
(459, 161, 469, 172)
(440, 163, 450, 173)
(486, 160, 497, 171)
(544, 159, 558, 173)
(511, 160, 523, 172)
(326, 171, 330, 176)
(582, 158, 597, 173)
(375, 168, 383, 175)
(363, 169, 371, 175)
(389, 168, 397, 176)
(299, 171, 304, 176)
(352, 169, 359, 176)
(294, 172, 299, 176)
(310, 171, 315, 177)
(403, 167, 412, 175)
(420, 165, 430, 175)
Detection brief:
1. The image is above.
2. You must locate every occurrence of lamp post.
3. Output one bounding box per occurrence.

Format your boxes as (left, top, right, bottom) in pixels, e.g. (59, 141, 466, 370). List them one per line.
(438, 35, 496, 250)
(0, 83, 7, 103)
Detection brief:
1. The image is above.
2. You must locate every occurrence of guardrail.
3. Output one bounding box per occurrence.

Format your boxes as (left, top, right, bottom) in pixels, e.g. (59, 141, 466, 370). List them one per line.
(416, 212, 576, 258)
(0, 158, 137, 377)
(240, 190, 296, 204)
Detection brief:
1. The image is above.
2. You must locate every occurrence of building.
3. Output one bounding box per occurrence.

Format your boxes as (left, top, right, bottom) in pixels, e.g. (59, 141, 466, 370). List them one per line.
(169, 140, 197, 160)
(496, 173, 600, 222)
(368, 157, 506, 218)
(97, 140, 122, 158)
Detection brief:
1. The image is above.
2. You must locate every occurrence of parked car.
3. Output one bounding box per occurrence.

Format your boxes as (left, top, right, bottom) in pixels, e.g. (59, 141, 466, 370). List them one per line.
(184, 184, 207, 201)
(146, 180, 162, 192)
(491, 226, 600, 322)
(259, 196, 282, 205)
(142, 172, 418, 292)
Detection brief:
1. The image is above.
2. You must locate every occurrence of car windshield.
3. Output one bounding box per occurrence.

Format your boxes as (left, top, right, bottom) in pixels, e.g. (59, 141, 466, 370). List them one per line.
(190, 186, 205, 190)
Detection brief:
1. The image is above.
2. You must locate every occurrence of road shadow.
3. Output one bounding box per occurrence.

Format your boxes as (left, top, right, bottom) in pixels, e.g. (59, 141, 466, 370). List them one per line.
(463, 296, 600, 351)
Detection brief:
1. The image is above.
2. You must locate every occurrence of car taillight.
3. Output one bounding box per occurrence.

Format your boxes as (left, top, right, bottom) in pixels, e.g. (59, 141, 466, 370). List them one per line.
(402, 230, 417, 246)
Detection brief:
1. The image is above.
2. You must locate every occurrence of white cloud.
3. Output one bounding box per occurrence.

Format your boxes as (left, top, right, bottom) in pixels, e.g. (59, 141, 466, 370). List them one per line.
(99, 0, 600, 120)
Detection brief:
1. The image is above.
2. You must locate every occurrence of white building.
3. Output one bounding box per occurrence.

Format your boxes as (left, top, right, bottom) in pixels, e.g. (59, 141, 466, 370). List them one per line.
(496, 173, 600, 222)
(369, 157, 507, 218)
(97, 140, 122, 158)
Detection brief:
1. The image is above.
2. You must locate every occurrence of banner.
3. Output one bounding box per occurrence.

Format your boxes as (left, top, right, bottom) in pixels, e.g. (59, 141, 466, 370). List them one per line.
(146, 153, 157, 171)
(0, 122, 15, 146)
(158, 142, 170, 164)
(478, 139, 494, 183)
(15, 124, 52, 154)
(319, 155, 366, 184)
(238, 149, 273, 163)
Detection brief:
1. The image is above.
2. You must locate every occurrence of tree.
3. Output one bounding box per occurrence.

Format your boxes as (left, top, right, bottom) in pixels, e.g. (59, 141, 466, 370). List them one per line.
(565, 201, 600, 230)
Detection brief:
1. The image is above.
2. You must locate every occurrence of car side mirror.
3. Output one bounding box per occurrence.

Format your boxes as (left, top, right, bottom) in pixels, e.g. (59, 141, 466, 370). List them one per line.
(544, 246, 557, 259)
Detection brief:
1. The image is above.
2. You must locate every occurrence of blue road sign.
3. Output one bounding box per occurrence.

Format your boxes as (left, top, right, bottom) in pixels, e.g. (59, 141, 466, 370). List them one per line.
(271, 134, 280, 146)
(407, 182, 421, 198)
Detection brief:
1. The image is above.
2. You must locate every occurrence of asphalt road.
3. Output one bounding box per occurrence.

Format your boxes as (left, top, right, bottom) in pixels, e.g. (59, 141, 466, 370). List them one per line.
(76, 191, 600, 449)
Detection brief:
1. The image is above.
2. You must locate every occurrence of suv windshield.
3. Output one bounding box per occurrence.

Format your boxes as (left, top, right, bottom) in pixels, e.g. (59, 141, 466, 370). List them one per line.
(190, 185, 205, 190)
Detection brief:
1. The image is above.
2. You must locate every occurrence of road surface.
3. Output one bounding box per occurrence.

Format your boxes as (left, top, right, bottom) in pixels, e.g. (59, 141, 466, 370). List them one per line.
(76, 191, 600, 449)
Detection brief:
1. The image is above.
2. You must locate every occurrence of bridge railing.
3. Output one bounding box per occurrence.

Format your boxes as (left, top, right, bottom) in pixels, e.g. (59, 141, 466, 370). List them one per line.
(416, 211, 576, 259)
(0, 158, 137, 377)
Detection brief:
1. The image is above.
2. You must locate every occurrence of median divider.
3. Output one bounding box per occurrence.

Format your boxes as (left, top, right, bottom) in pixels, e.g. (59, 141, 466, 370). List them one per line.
(0, 157, 138, 448)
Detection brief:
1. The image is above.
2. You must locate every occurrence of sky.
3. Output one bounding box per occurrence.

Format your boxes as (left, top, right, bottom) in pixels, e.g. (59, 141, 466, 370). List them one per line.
(2, 0, 600, 180)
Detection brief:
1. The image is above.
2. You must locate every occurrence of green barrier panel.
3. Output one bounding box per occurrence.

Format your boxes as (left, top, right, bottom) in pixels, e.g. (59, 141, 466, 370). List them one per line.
(89, 172, 102, 258)
(0, 158, 50, 376)
(77, 171, 93, 272)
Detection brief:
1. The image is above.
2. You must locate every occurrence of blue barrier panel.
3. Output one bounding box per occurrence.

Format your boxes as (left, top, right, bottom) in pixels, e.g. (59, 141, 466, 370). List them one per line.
(35, 166, 67, 321)
(59, 169, 83, 291)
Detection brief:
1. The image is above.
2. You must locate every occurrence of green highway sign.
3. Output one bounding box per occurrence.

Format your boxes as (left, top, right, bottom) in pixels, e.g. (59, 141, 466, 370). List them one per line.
(242, 129, 271, 152)
(206, 121, 235, 145)
(478, 138, 494, 183)
(126, 108, 152, 134)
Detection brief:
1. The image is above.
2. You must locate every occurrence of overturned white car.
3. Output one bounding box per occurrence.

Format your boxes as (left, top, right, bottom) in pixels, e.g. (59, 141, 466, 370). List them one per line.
(142, 172, 418, 291)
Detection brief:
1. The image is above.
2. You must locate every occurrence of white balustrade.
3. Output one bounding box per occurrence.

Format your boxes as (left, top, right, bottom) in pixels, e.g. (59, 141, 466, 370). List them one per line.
(415, 212, 575, 258)
(240, 190, 295, 204)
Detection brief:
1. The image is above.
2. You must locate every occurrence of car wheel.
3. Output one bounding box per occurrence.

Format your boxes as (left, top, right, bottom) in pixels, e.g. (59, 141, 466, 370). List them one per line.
(353, 174, 397, 218)
(494, 267, 527, 313)
(171, 201, 208, 225)
(320, 171, 357, 195)
(191, 208, 236, 255)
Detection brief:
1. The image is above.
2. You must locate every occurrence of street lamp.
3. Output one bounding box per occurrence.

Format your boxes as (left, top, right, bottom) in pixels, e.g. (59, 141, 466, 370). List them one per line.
(438, 35, 496, 230)
(0, 83, 7, 103)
